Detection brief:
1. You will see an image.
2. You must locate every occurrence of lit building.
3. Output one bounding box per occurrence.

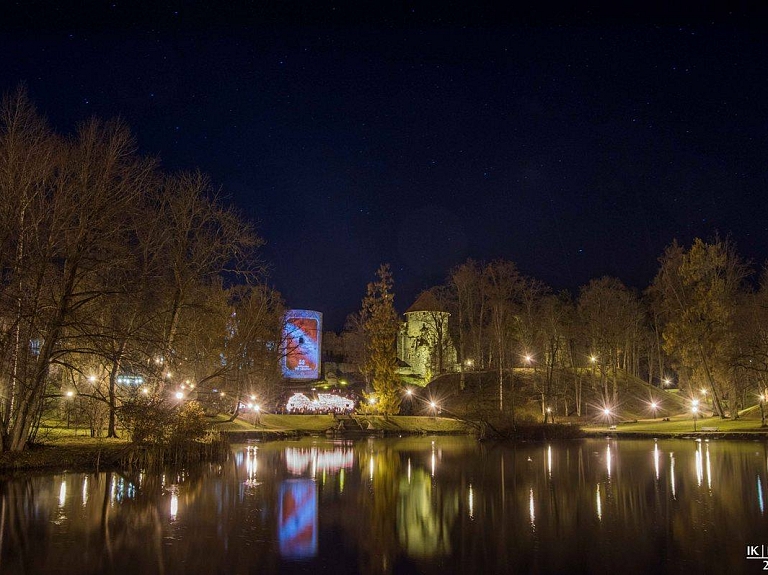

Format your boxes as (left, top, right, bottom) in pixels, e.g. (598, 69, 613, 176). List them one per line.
(397, 291, 458, 381)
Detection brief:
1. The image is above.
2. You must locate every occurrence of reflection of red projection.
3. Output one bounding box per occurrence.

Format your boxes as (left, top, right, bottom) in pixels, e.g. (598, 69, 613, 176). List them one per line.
(286, 318, 318, 371)
(278, 479, 317, 559)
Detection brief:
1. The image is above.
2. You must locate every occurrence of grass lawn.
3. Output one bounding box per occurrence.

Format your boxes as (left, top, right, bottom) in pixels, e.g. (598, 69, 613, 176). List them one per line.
(212, 413, 470, 434)
(582, 415, 768, 434)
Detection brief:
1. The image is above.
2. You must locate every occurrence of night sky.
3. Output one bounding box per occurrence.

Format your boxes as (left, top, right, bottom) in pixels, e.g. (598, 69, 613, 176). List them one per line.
(3, 3, 768, 329)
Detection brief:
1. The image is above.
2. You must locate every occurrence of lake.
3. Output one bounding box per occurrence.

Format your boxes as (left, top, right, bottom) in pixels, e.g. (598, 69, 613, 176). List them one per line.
(2, 436, 767, 574)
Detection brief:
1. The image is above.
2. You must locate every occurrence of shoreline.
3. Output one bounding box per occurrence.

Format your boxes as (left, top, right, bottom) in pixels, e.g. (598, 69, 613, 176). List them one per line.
(4, 422, 768, 475)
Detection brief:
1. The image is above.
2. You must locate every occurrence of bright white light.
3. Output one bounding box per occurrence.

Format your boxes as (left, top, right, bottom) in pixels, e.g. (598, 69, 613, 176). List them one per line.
(286, 392, 354, 413)
(529, 488, 535, 527)
(696, 444, 703, 486)
(590, 355, 597, 363)
(165, 372, 172, 379)
(66, 391, 74, 398)
(170, 490, 178, 520)
(603, 408, 611, 416)
(175, 392, 183, 400)
(250, 395, 256, 401)
(254, 405, 261, 413)
(430, 401, 437, 409)
(87, 375, 96, 383)
(368, 397, 376, 405)
(651, 402, 658, 410)
(405, 389, 413, 396)
(141, 388, 149, 395)
(692, 399, 699, 408)
(692, 406, 699, 414)
(59, 480, 66, 507)
(547, 445, 552, 476)
(524, 355, 532, 363)
(596, 484, 602, 521)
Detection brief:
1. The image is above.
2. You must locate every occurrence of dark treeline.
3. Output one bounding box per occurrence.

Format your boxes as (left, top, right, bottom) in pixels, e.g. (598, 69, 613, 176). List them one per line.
(353, 238, 768, 421)
(0, 88, 284, 452)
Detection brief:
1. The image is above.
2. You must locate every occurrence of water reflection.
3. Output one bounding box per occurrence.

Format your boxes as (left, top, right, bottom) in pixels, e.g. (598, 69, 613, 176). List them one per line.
(278, 479, 317, 559)
(1, 438, 768, 574)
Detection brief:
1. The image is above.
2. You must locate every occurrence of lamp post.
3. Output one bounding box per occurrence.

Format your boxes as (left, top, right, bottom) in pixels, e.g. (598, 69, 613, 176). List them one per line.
(603, 408, 612, 430)
(65, 390, 74, 428)
(650, 401, 659, 420)
(691, 399, 699, 431)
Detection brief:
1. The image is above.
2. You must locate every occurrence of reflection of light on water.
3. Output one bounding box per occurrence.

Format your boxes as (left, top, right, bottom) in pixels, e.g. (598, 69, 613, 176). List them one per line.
(547, 445, 552, 477)
(596, 484, 602, 521)
(468, 484, 474, 519)
(244, 447, 261, 488)
(59, 480, 66, 508)
(670, 453, 676, 499)
(705, 443, 712, 490)
(758, 475, 764, 514)
(285, 448, 354, 476)
(431, 442, 436, 478)
(696, 444, 703, 487)
(529, 488, 535, 528)
(339, 468, 345, 493)
(654, 443, 660, 480)
(407, 458, 411, 484)
(110, 476, 117, 506)
(606, 444, 612, 478)
(369, 456, 374, 481)
(246, 448, 258, 481)
(82, 477, 88, 507)
(170, 486, 179, 521)
(431, 451, 436, 477)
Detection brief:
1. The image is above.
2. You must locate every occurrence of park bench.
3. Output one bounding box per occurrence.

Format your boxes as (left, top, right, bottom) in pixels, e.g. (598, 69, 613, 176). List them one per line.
(700, 426, 719, 432)
(608, 425, 617, 430)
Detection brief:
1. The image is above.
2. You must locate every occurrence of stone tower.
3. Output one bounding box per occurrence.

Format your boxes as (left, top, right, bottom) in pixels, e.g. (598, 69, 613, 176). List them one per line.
(397, 291, 457, 380)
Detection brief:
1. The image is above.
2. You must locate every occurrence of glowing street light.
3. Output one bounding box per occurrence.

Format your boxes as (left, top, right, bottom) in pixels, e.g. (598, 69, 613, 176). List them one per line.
(650, 401, 659, 419)
(524, 354, 533, 365)
(590, 355, 597, 364)
(662, 378, 671, 387)
(141, 387, 149, 395)
(175, 391, 184, 400)
(87, 375, 96, 383)
(66, 390, 74, 398)
(250, 395, 256, 401)
(405, 389, 413, 396)
(368, 397, 376, 405)
(253, 405, 261, 413)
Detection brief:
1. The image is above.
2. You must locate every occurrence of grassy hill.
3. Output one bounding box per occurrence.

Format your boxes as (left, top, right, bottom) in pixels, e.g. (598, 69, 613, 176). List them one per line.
(421, 368, 693, 425)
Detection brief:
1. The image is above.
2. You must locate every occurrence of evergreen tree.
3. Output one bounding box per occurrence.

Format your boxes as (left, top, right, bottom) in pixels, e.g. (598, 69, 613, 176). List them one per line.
(361, 265, 401, 416)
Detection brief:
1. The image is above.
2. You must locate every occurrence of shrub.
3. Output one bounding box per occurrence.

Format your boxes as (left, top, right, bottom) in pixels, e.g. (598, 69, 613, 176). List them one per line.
(120, 397, 209, 446)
